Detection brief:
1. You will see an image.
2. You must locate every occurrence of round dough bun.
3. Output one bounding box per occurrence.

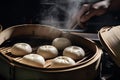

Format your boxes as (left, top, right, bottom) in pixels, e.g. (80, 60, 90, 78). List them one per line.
(49, 56, 76, 68)
(52, 37, 72, 50)
(63, 46, 85, 60)
(37, 45, 58, 59)
(11, 43, 32, 56)
(22, 54, 45, 68)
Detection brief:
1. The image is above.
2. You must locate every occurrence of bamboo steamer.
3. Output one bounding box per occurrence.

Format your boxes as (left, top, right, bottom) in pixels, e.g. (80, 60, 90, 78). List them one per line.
(0, 24, 102, 80)
(99, 25, 120, 67)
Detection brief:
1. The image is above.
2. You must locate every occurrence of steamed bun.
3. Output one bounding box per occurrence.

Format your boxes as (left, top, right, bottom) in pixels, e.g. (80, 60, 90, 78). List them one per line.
(52, 37, 72, 50)
(11, 43, 32, 56)
(49, 56, 75, 68)
(22, 54, 45, 67)
(63, 46, 85, 60)
(37, 45, 58, 59)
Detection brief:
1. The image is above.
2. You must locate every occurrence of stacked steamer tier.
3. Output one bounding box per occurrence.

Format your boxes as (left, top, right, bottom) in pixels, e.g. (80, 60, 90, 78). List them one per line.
(0, 24, 102, 80)
(99, 25, 120, 67)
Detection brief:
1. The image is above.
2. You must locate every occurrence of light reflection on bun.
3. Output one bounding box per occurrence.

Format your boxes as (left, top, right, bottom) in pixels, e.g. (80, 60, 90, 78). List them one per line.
(11, 43, 32, 56)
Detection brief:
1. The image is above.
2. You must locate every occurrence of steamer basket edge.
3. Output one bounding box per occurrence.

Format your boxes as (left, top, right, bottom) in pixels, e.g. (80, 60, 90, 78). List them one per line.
(0, 24, 102, 80)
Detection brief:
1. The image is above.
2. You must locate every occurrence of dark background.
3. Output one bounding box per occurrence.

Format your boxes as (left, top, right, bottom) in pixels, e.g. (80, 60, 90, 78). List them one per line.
(0, 0, 40, 29)
(0, 0, 120, 80)
(0, 0, 120, 32)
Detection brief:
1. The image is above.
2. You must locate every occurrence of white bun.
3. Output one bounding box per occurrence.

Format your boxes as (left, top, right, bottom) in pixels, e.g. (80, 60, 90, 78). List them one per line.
(22, 54, 45, 67)
(63, 46, 85, 60)
(52, 38, 71, 50)
(49, 56, 75, 68)
(11, 43, 32, 56)
(37, 45, 58, 59)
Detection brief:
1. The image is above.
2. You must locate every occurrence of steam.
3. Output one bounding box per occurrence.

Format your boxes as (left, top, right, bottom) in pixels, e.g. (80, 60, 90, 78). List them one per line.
(37, 0, 85, 29)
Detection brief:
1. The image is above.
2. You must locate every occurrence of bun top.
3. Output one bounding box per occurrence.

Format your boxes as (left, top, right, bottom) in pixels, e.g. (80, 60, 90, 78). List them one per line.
(11, 43, 32, 56)
(52, 37, 72, 50)
(22, 54, 45, 67)
(63, 46, 85, 60)
(37, 45, 58, 59)
(49, 56, 76, 68)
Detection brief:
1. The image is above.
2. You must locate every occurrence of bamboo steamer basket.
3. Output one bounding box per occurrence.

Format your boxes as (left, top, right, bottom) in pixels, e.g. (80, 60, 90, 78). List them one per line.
(0, 24, 102, 80)
(99, 25, 120, 67)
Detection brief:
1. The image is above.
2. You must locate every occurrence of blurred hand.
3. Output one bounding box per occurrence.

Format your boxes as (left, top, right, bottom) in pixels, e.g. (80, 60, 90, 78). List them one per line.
(79, 0, 110, 23)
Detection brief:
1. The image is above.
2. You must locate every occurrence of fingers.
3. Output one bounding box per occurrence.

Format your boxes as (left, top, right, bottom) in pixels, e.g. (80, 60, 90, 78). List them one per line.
(69, 4, 91, 29)
(71, 0, 109, 29)
(93, 0, 110, 9)
(80, 0, 109, 23)
(76, 4, 91, 22)
(80, 8, 107, 23)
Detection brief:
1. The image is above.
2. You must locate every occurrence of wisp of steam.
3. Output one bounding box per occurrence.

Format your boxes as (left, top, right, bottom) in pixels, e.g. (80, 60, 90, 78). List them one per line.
(35, 0, 99, 29)
(33, 0, 82, 29)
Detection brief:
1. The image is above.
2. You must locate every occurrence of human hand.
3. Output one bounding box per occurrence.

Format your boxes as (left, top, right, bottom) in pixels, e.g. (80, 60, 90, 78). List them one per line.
(79, 0, 110, 23)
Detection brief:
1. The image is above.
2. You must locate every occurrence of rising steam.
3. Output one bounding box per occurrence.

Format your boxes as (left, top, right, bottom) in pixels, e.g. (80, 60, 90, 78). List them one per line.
(35, 0, 84, 29)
